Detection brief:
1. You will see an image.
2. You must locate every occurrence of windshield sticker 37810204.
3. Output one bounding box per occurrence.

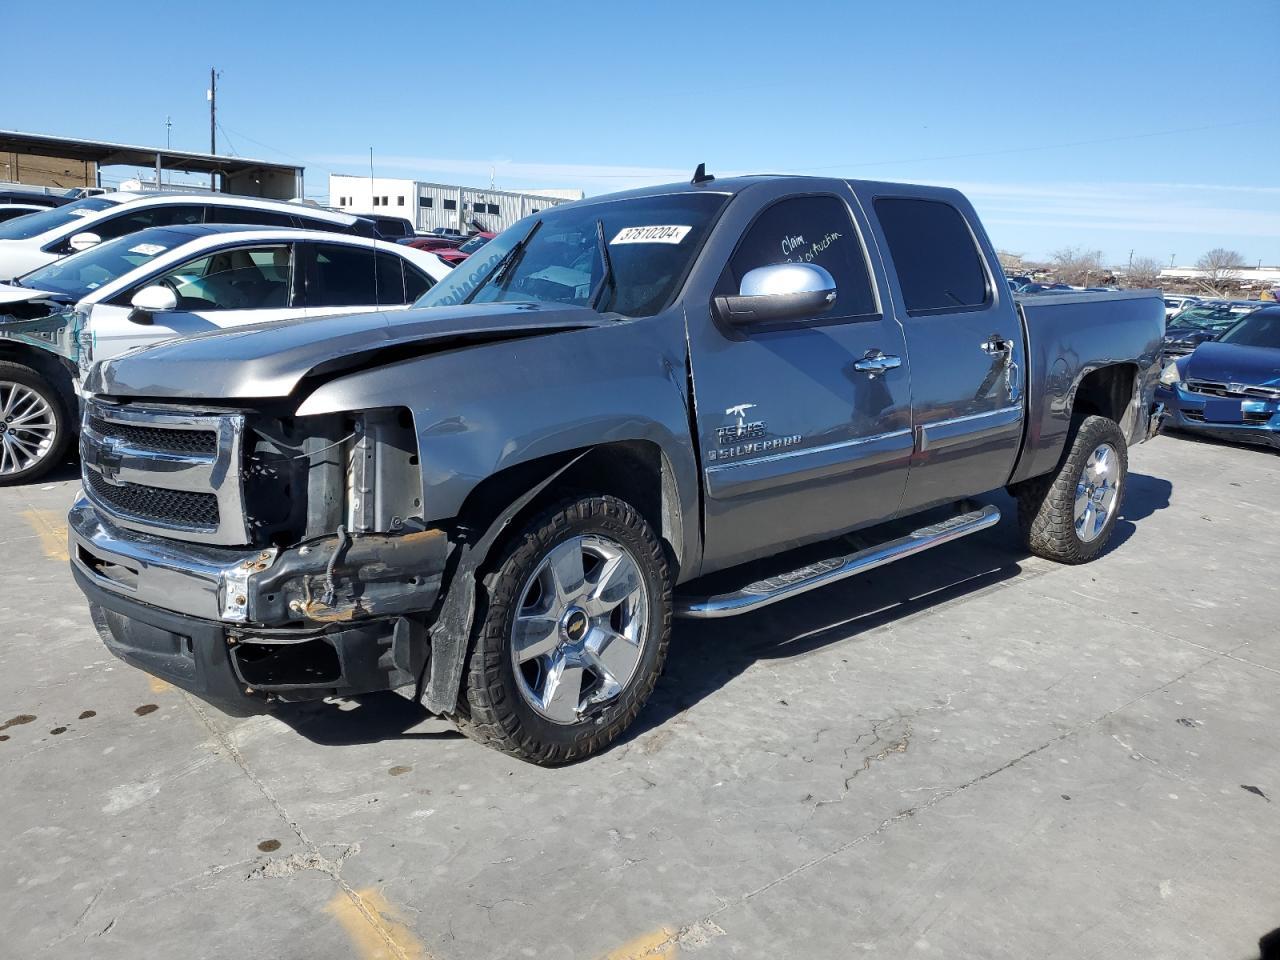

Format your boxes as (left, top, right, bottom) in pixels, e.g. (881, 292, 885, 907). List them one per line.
(611, 225, 692, 245)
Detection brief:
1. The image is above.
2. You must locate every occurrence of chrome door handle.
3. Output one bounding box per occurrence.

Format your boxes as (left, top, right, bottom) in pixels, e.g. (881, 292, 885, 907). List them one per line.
(981, 337, 1013, 356)
(852, 351, 902, 373)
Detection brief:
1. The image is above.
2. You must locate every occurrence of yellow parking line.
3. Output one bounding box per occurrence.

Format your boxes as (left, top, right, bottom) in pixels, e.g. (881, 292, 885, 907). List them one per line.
(148, 676, 173, 694)
(597, 928, 678, 960)
(19, 508, 69, 563)
(326, 887, 428, 960)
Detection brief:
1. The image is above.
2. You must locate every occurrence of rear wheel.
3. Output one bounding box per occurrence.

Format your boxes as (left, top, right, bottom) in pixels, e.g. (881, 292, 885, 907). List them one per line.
(0, 362, 71, 486)
(1015, 414, 1128, 564)
(457, 494, 671, 765)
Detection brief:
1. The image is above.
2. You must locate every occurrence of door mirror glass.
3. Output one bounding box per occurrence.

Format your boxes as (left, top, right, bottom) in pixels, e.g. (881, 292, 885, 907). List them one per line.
(128, 284, 178, 324)
(68, 231, 102, 252)
(714, 262, 837, 325)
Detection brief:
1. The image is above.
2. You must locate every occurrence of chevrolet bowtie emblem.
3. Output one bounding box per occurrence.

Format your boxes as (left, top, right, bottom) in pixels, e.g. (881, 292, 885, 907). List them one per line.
(94, 437, 124, 482)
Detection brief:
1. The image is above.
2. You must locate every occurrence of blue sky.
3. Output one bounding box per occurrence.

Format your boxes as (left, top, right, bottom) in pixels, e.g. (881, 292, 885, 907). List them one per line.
(3, 0, 1277, 266)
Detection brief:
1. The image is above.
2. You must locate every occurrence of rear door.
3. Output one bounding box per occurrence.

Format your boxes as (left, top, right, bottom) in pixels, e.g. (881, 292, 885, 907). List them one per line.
(686, 182, 913, 572)
(88, 242, 301, 360)
(297, 241, 415, 318)
(860, 191, 1025, 513)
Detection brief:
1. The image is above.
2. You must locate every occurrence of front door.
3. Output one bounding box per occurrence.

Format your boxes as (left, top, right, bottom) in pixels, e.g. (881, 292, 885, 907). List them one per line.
(89, 242, 300, 361)
(865, 194, 1026, 513)
(687, 185, 913, 573)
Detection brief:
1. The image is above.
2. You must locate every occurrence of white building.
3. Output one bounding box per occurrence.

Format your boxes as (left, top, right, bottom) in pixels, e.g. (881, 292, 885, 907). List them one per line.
(329, 175, 582, 234)
(1160, 265, 1280, 288)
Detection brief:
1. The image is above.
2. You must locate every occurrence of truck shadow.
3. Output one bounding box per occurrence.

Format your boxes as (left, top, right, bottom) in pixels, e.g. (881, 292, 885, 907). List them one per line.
(271, 473, 1171, 749)
(619, 473, 1171, 746)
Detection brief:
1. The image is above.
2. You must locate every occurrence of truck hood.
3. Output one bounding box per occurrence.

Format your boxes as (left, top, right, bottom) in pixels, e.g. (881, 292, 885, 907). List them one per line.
(1184, 341, 1280, 387)
(86, 301, 609, 400)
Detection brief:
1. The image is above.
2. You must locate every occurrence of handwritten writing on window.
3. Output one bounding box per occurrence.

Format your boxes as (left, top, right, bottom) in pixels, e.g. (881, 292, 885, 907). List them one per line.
(781, 234, 806, 256)
(780, 231, 842, 265)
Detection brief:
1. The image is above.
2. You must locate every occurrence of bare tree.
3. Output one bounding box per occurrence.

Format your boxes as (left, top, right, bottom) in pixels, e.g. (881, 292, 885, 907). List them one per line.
(1126, 256, 1163, 288)
(997, 249, 1025, 274)
(1194, 248, 1245, 295)
(1050, 246, 1106, 286)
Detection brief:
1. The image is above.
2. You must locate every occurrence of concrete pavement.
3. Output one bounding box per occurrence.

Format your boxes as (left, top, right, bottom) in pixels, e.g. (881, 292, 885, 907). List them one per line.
(2, 432, 1276, 960)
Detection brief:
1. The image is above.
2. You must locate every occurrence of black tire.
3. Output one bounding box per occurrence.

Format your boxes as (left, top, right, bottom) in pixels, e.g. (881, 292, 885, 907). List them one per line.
(1015, 414, 1128, 564)
(457, 494, 671, 765)
(0, 361, 73, 486)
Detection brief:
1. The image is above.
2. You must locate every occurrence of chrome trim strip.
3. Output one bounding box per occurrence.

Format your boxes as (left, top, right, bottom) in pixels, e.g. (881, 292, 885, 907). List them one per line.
(676, 504, 1001, 618)
(706, 428, 912, 474)
(918, 404, 1023, 431)
(69, 495, 265, 622)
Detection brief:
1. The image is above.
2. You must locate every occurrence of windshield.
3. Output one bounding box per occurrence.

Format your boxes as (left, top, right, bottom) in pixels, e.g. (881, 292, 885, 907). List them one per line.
(16, 227, 190, 298)
(1218, 310, 1280, 349)
(457, 234, 491, 254)
(0, 196, 118, 241)
(415, 192, 729, 317)
(1170, 305, 1255, 330)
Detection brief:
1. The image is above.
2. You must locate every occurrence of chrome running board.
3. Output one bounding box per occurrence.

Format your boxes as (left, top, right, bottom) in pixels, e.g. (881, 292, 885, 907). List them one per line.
(675, 504, 1001, 619)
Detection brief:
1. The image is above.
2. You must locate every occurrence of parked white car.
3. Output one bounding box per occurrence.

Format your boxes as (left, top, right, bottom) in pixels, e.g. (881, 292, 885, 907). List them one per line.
(0, 225, 450, 482)
(0, 191, 377, 281)
(0, 204, 46, 226)
(1163, 294, 1201, 320)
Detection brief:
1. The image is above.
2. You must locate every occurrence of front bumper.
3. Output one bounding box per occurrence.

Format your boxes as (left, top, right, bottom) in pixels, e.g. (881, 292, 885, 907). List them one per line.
(1155, 384, 1280, 449)
(69, 496, 449, 710)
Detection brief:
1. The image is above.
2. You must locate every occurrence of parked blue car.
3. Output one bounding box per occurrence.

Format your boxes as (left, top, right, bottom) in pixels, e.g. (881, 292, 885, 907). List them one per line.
(1157, 305, 1280, 448)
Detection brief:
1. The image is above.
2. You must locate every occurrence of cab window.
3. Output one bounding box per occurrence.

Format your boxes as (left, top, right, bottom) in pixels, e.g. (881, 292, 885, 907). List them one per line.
(874, 198, 990, 315)
(719, 195, 878, 320)
(145, 244, 294, 310)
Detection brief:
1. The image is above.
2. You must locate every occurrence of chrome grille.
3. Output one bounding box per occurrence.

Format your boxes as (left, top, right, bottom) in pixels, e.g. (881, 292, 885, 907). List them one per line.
(85, 469, 219, 528)
(1185, 379, 1280, 401)
(86, 416, 217, 455)
(81, 400, 250, 545)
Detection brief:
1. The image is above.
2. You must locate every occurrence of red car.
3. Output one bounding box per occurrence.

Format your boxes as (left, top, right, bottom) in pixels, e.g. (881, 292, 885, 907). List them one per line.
(436, 232, 495, 266)
(401, 235, 465, 253)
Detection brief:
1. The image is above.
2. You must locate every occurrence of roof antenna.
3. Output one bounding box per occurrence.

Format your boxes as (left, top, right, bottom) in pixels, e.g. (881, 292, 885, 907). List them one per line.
(691, 162, 715, 185)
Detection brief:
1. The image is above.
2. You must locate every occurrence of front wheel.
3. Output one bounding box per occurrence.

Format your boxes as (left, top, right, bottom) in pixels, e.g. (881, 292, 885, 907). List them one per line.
(1015, 414, 1128, 564)
(457, 494, 671, 765)
(0, 362, 72, 486)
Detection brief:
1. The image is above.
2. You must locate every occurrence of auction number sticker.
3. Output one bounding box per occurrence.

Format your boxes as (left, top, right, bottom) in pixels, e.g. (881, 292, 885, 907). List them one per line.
(128, 243, 167, 256)
(611, 225, 692, 245)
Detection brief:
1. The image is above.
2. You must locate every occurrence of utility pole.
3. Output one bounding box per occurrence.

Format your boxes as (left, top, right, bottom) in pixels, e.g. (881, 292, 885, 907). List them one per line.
(1128, 249, 1134, 273)
(165, 116, 172, 150)
(207, 68, 220, 191)
(1170, 254, 1176, 267)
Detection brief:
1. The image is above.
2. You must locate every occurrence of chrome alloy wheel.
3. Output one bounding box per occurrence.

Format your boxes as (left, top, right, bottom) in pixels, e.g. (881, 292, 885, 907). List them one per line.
(1074, 442, 1121, 543)
(510, 534, 650, 724)
(0, 381, 57, 477)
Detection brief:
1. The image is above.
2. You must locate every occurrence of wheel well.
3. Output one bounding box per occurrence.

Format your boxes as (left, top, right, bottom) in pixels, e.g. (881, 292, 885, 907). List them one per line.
(0, 342, 77, 409)
(1072, 364, 1136, 424)
(455, 440, 683, 577)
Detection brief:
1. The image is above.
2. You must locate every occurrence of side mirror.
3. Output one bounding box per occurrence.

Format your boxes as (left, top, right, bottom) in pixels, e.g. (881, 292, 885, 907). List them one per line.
(128, 284, 177, 325)
(67, 232, 102, 252)
(713, 262, 837, 326)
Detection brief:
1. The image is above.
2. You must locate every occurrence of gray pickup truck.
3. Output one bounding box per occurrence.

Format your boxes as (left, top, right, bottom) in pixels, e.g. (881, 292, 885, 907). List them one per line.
(68, 172, 1164, 764)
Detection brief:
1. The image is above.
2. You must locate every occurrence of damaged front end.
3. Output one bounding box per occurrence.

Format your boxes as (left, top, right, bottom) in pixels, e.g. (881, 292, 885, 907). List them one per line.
(70, 396, 454, 710)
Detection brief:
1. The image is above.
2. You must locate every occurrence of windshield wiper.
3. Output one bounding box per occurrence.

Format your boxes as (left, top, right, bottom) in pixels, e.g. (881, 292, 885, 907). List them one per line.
(589, 219, 617, 312)
(464, 219, 541, 304)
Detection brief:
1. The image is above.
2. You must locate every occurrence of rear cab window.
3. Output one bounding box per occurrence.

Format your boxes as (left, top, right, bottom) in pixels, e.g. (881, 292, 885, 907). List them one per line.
(873, 198, 991, 315)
